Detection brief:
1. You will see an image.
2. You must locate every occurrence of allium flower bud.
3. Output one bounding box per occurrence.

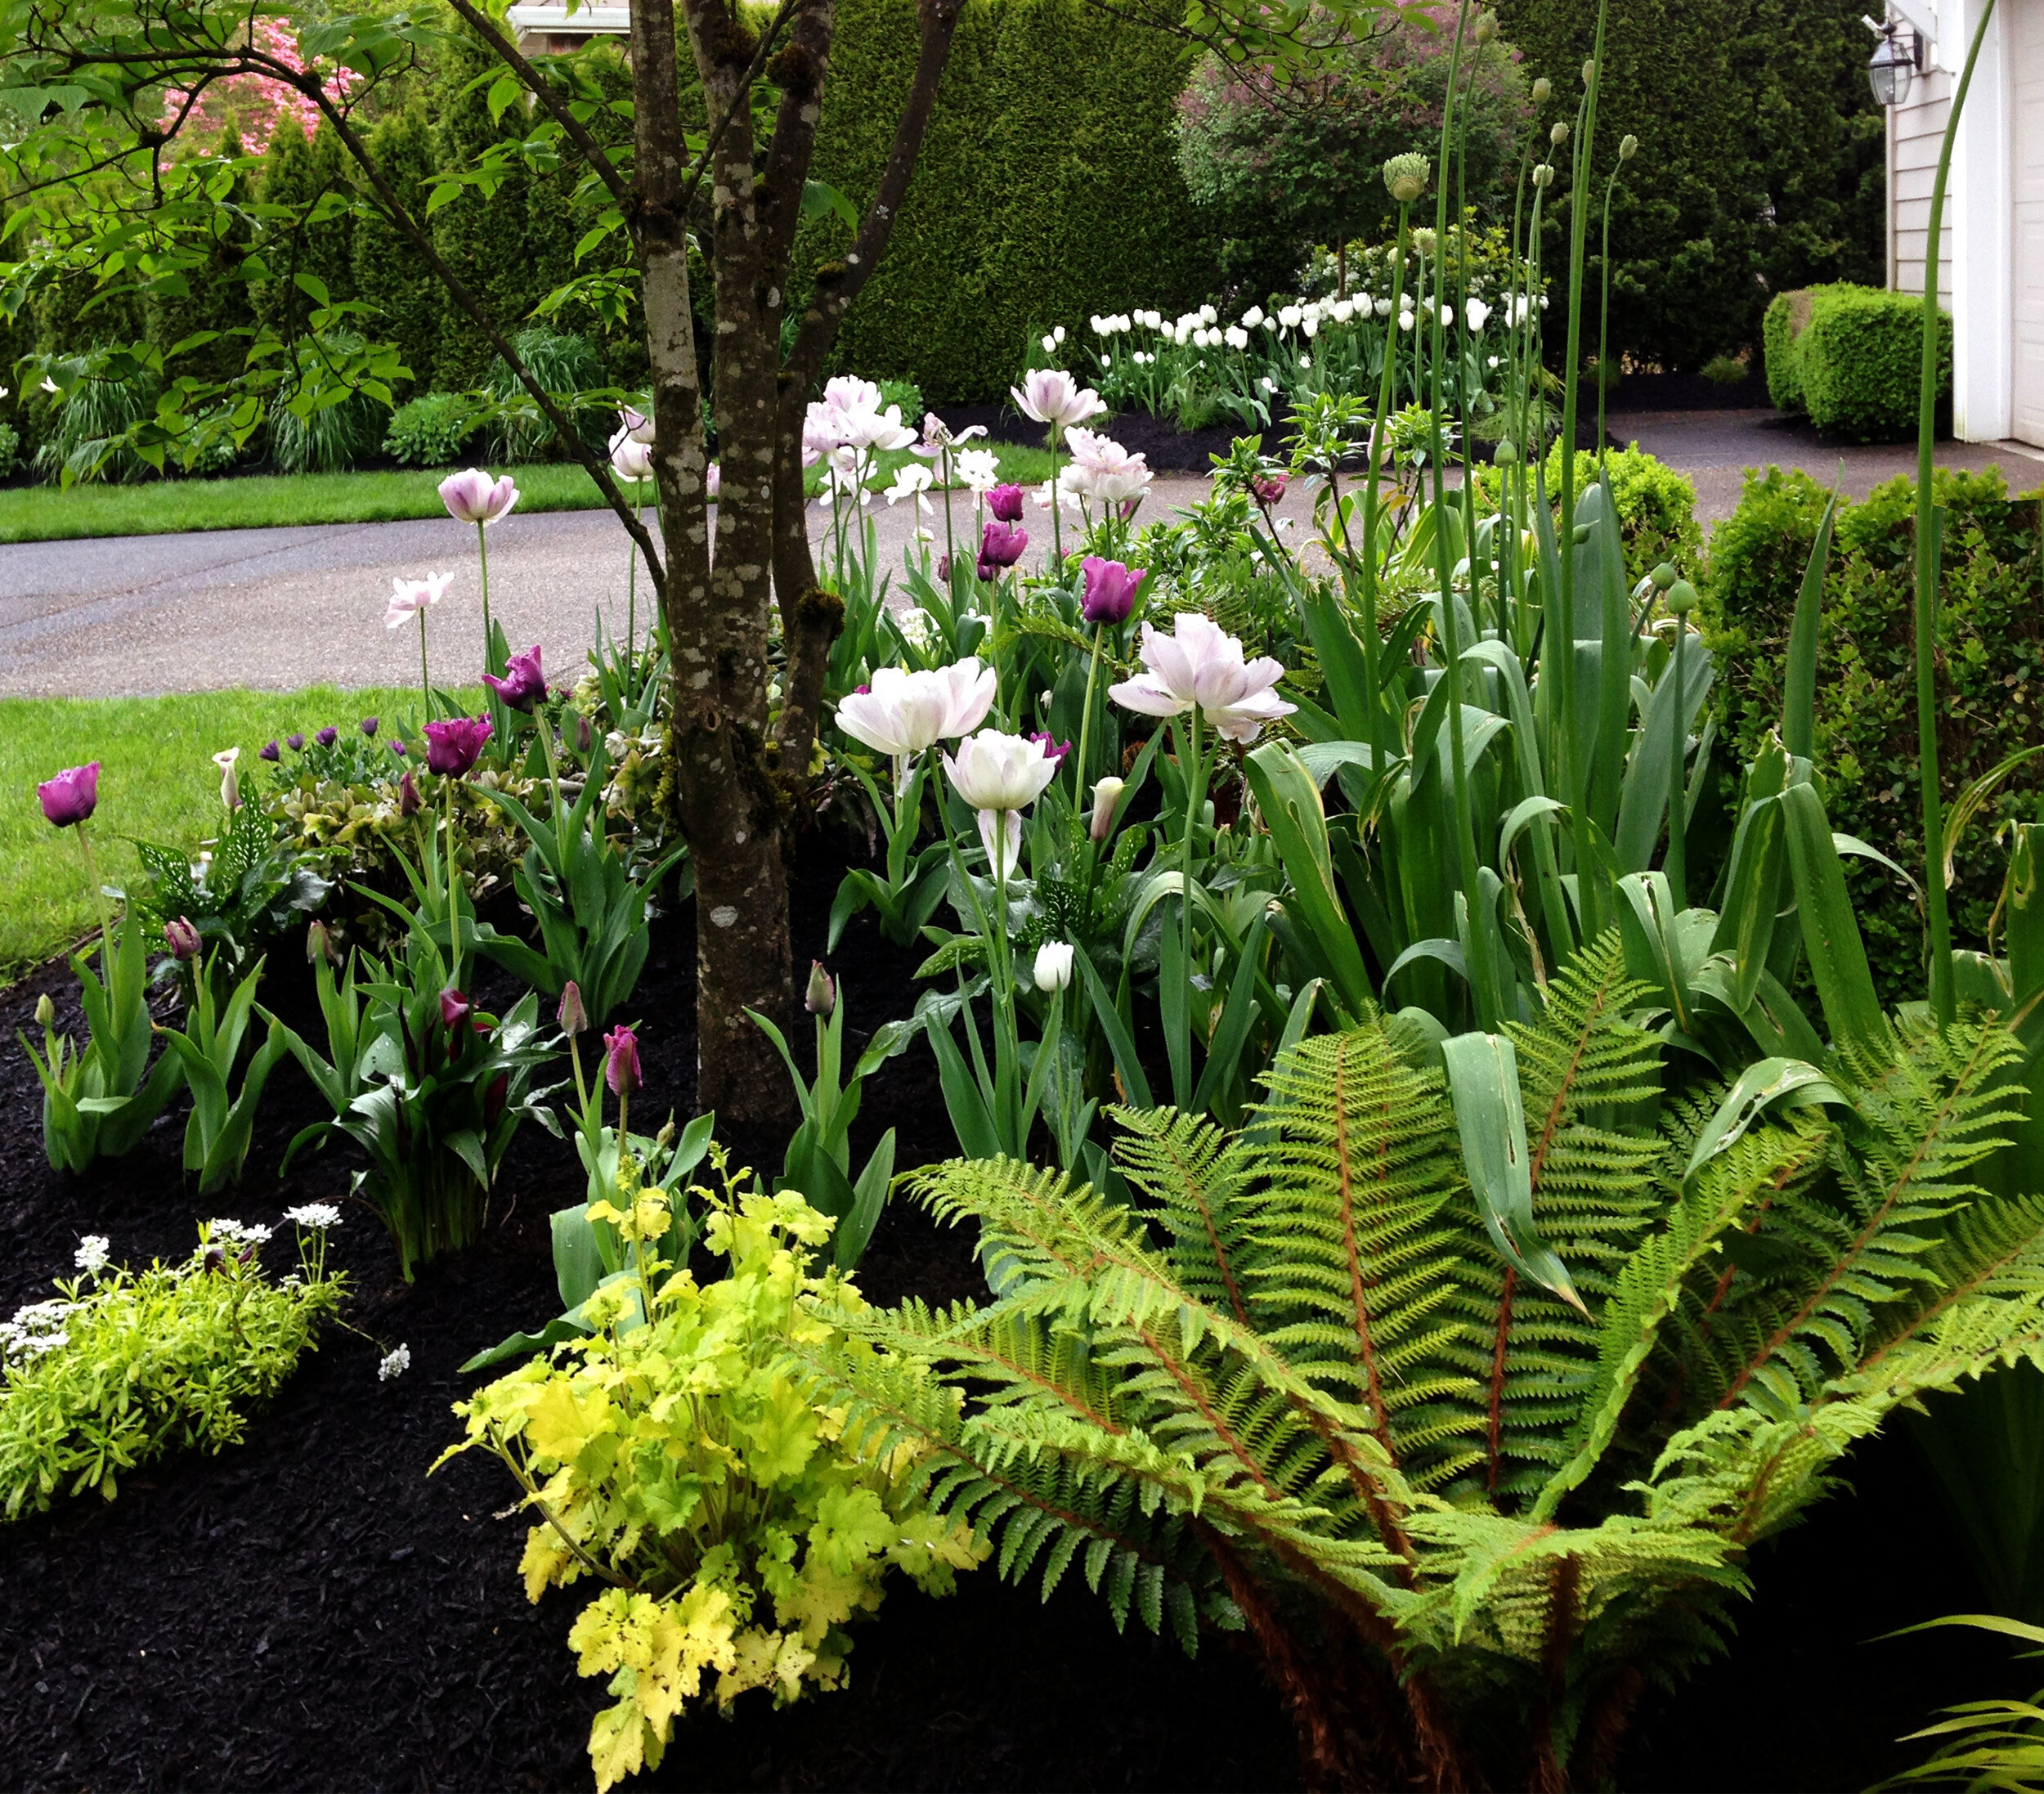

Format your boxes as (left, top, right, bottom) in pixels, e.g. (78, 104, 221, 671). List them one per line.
(164, 916, 201, 961)
(1473, 10, 1497, 43)
(1583, 57, 1597, 85)
(558, 980, 588, 1037)
(1532, 164, 1555, 190)
(1412, 226, 1437, 257)
(1382, 153, 1430, 204)
(805, 960, 836, 1017)
(1650, 563, 1678, 592)
(1551, 121, 1570, 146)
(1667, 579, 1699, 617)
(1620, 134, 1640, 162)
(1531, 76, 1551, 105)
(1089, 775, 1125, 841)
(1494, 439, 1520, 466)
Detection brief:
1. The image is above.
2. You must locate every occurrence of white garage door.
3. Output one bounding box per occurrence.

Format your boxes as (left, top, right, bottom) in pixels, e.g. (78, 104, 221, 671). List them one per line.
(2015, 0, 2044, 446)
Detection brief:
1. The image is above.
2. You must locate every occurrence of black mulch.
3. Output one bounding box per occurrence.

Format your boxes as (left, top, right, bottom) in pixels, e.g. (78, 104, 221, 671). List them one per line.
(0, 828, 2009, 1792)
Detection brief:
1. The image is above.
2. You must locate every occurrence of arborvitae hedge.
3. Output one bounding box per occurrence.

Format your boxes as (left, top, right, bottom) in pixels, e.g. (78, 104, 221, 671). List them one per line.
(351, 104, 442, 394)
(805, 0, 1217, 401)
(144, 132, 258, 389)
(254, 118, 357, 341)
(1493, 0, 1884, 372)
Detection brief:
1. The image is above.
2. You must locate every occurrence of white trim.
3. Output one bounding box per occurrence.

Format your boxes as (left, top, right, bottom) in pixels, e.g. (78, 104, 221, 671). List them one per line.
(1950, 0, 2012, 441)
(505, 4, 632, 34)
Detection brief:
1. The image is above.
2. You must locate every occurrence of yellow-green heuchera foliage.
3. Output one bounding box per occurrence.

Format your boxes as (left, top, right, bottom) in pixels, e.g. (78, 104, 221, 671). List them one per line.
(1, 1222, 343, 1521)
(442, 1175, 985, 1792)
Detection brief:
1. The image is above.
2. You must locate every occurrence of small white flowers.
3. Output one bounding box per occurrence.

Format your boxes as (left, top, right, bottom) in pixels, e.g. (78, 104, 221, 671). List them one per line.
(208, 1218, 274, 1247)
(896, 607, 938, 651)
(1033, 940, 1076, 993)
(74, 1235, 110, 1275)
(379, 1343, 411, 1382)
(285, 1204, 343, 1231)
(1, 1298, 80, 1359)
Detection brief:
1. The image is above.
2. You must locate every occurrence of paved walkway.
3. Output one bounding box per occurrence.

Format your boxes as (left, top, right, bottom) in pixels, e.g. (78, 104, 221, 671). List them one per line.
(2, 417, 2038, 700)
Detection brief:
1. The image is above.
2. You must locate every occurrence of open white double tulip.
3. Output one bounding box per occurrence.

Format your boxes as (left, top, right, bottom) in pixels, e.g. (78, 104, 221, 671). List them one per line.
(944, 729, 1061, 887)
(835, 657, 996, 759)
(1109, 613, 1297, 744)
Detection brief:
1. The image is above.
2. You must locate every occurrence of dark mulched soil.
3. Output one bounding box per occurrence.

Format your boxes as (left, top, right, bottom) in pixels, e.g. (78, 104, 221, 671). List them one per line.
(0, 829, 2011, 1792)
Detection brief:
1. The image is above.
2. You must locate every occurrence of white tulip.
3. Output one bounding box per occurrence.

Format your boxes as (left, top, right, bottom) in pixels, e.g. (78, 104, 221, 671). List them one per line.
(944, 729, 1062, 812)
(212, 747, 241, 813)
(1033, 941, 1076, 993)
(836, 659, 996, 757)
(1109, 613, 1297, 745)
(1241, 305, 1266, 330)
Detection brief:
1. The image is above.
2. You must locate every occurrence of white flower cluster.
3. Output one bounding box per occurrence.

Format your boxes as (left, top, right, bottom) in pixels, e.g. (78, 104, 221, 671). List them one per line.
(1038, 325, 1068, 355)
(207, 1218, 274, 1247)
(74, 1234, 110, 1275)
(285, 1204, 343, 1231)
(379, 1343, 412, 1382)
(1, 1298, 82, 1360)
(801, 376, 917, 500)
(896, 607, 938, 651)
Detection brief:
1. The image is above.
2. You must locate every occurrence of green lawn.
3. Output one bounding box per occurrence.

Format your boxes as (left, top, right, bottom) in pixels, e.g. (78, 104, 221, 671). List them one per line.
(1, 685, 459, 978)
(0, 445, 1057, 543)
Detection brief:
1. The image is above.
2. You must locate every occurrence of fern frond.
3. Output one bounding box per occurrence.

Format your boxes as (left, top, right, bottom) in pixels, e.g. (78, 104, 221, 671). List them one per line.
(1111, 1105, 1257, 1325)
(1244, 1026, 1485, 1492)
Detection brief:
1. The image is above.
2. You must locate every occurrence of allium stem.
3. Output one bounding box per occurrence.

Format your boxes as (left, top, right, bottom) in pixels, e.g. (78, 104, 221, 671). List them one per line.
(1074, 621, 1105, 800)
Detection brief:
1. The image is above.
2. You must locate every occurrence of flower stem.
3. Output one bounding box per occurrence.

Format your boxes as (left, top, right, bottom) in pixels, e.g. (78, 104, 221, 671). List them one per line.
(1074, 622, 1104, 799)
(418, 608, 432, 720)
(477, 520, 496, 676)
(76, 825, 113, 958)
(444, 773, 460, 993)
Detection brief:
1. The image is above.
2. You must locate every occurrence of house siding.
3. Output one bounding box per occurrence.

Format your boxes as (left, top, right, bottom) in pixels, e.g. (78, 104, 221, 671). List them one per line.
(1891, 66, 1954, 298)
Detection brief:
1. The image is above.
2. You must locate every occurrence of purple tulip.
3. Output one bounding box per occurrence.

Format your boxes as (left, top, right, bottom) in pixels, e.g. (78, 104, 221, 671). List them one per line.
(440, 988, 473, 1037)
(1080, 557, 1145, 626)
(482, 643, 548, 714)
(977, 518, 1029, 582)
(604, 1025, 641, 1096)
(390, 739, 407, 757)
(424, 715, 493, 779)
(37, 763, 100, 829)
(1250, 472, 1289, 507)
(558, 980, 588, 1038)
(259, 740, 281, 762)
(575, 713, 593, 755)
(164, 917, 201, 961)
(361, 716, 379, 738)
(987, 482, 1025, 523)
(398, 770, 423, 817)
(286, 733, 305, 752)
(1027, 731, 1072, 766)
(316, 726, 338, 748)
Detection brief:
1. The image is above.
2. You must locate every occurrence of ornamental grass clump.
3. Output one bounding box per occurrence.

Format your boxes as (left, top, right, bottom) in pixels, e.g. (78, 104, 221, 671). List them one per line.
(441, 1164, 984, 1792)
(1, 1218, 344, 1520)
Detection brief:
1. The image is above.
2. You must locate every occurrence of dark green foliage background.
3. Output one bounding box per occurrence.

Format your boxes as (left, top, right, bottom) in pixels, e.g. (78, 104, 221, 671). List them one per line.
(1493, 0, 1885, 372)
(1700, 468, 2044, 1007)
(1762, 284, 1952, 442)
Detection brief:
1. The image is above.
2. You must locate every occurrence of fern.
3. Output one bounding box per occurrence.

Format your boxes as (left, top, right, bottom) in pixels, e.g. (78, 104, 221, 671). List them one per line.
(793, 1005, 2044, 1788)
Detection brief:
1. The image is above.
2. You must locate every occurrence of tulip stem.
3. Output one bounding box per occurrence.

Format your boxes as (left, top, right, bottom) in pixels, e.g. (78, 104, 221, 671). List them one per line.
(1074, 622, 1105, 801)
(1666, 608, 1688, 910)
(76, 825, 114, 960)
(1179, 709, 1203, 1089)
(444, 774, 460, 994)
(476, 520, 498, 678)
(625, 480, 639, 664)
(1048, 428, 1064, 566)
(417, 608, 432, 721)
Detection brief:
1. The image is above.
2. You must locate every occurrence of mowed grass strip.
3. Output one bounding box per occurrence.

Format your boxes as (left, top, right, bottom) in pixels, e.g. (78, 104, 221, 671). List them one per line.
(0, 446, 1057, 543)
(0, 685, 473, 980)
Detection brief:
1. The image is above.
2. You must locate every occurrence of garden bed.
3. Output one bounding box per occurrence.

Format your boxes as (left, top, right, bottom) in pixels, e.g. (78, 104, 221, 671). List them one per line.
(0, 832, 2010, 1792)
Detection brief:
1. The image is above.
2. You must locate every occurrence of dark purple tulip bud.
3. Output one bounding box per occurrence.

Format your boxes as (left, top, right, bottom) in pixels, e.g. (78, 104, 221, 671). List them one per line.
(1079, 556, 1145, 626)
(316, 726, 338, 748)
(805, 960, 835, 1017)
(360, 716, 379, 738)
(440, 988, 472, 1038)
(259, 740, 280, 763)
(307, 918, 335, 965)
(1249, 472, 1289, 506)
(558, 980, 588, 1038)
(164, 916, 202, 961)
(424, 715, 493, 779)
(987, 482, 1025, 523)
(398, 770, 423, 817)
(575, 712, 593, 754)
(977, 518, 1028, 581)
(604, 1025, 641, 1096)
(390, 738, 407, 756)
(286, 733, 305, 752)
(1027, 730, 1072, 766)
(937, 554, 952, 583)
(37, 762, 100, 828)
(481, 644, 547, 714)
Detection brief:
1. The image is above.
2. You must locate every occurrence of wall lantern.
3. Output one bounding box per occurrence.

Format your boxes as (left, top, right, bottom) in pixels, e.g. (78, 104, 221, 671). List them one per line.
(1862, 13, 1925, 107)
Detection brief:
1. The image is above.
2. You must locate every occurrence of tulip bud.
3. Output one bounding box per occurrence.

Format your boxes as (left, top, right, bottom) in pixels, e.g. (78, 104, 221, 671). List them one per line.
(1650, 563, 1678, 592)
(316, 726, 338, 747)
(558, 980, 588, 1037)
(259, 740, 280, 763)
(805, 960, 836, 1017)
(1531, 76, 1552, 105)
(604, 1025, 642, 1096)
(576, 712, 594, 755)
(1551, 121, 1570, 146)
(1620, 134, 1640, 162)
(361, 716, 379, 738)
(1667, 578, 1698, 617)
(36, 993, 56, 1028)
(1033, 940, 1075, 993)
(286, 733, 305, 753)
(398, 770, 423, 817)
(1089, 776, 1126, 841)
(307, 918, 334, 965)
(164, 916, 201, 961)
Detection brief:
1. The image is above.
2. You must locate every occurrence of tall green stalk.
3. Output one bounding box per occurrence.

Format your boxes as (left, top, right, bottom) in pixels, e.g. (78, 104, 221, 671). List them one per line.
(1916, 0, 1997, 1027)
(1359, 201, 1414, 760)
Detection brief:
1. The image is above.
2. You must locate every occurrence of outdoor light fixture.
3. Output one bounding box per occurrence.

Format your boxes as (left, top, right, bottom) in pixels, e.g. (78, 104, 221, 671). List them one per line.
(1862, 12, 1924, 107)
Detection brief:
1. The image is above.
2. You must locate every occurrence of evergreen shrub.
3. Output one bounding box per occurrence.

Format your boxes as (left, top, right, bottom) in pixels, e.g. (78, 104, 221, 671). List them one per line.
(383, 392, 482, 467)
(1700, 464, 2044, 1004)
(1763, 283, 1952, 442)
(1475, 442, 1701, 580)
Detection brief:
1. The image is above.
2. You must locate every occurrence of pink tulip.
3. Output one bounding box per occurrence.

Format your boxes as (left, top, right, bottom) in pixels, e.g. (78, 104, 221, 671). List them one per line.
(1011, 368, 1106, 433)
(385, 571, 454, 630)
(437, 468, 519, 527)
(1109, 613, 1298, 745)
(37, 762, 99, 828)
(604, 1025, 641, 1095)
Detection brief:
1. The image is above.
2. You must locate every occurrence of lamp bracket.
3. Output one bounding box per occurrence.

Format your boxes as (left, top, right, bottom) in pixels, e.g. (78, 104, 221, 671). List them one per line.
(1885, 0, 1938, 56)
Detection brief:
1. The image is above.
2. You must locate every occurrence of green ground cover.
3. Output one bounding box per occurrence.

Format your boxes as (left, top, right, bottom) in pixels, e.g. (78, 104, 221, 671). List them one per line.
(0, 446, 1056, 543)
(1, 684, 464, 977)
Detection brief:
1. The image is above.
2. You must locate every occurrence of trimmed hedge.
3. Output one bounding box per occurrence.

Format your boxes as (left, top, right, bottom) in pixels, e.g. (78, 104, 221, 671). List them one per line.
(1493, 0, 1885, 372)
(1762, 283, 1952, 442)
(1699, 465, 2044, 1006)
